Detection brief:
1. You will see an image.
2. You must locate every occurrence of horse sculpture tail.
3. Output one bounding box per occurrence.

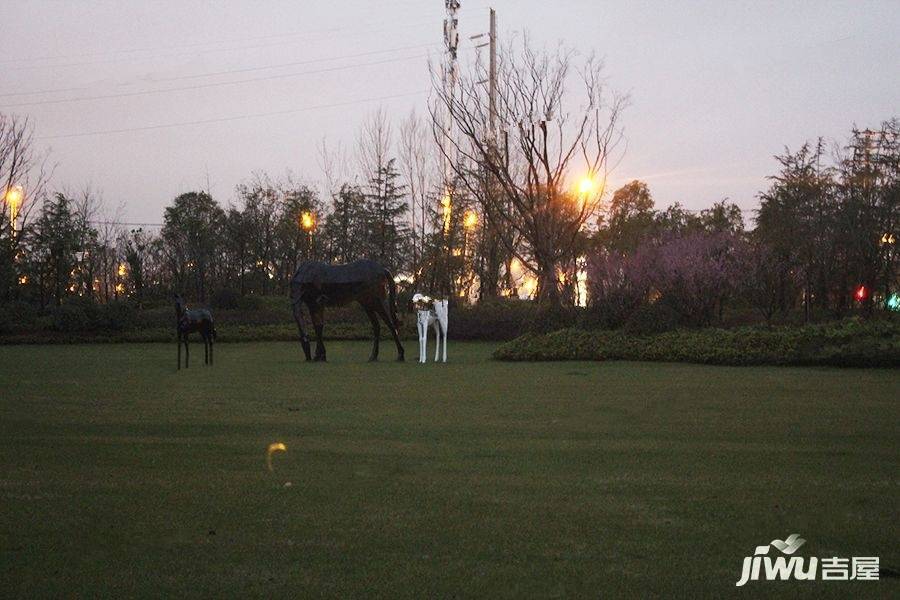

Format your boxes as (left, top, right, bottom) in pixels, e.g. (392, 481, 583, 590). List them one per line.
(385, 268, 400, 327)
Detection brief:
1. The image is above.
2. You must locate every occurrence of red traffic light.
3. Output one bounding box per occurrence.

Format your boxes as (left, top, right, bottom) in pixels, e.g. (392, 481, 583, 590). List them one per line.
(854, 285, 869, 302)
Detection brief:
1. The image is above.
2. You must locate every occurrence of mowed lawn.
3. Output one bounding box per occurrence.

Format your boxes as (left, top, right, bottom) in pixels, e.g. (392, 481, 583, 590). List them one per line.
(0, 342, 897, 598)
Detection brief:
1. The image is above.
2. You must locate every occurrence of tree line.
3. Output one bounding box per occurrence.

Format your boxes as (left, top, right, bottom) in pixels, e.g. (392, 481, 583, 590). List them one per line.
(1, 35, 897, 325)
(588, 122, 899, 327)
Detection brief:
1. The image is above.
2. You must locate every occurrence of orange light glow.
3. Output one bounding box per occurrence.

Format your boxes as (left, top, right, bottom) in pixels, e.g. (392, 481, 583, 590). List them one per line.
(300, 211, 316, 232)
(441, 192, 452, 233)
(463, 210, 478, 230)
(5, 185, 24, 229)
(117, 263, 127, 277)
(578, 176, 596, 196)
(4, 185, 23, 206)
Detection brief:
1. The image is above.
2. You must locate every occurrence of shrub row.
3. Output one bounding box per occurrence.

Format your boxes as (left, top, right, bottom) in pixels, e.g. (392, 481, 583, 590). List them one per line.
(493, 319, 900, 368)
(0, 297, 563, 343)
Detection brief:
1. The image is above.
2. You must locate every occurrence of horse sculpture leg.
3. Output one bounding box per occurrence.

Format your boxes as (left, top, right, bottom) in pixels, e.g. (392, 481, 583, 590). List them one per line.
(177, 333, 181, 370)
(310, 304, 327, 362)
(437, 301, 449, 363)
(204, 335, 209, 365)
(365, 307, 380, 362)
(374, 302, 404, 362)
(184, 337, 190, 368)
(433, 319, 440, 362)
(291, 299, 313, 361)
(417, 314, 426, 363)
(209, 331, 213, 366)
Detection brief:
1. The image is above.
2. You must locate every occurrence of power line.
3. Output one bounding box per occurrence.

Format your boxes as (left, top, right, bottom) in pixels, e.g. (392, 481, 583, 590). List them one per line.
(1, 41, 438, 98)
(0, 11, 469, 67)
(88, 220, 164, 227)
(2, 12, 487, 74)
(1, 52, 435, 109)
(36, 89, 429, 140)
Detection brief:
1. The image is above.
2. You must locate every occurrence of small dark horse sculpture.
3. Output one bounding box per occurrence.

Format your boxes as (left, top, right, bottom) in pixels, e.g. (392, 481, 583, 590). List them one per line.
(174, 293, 217, 369)
(290, 259, 404, 362)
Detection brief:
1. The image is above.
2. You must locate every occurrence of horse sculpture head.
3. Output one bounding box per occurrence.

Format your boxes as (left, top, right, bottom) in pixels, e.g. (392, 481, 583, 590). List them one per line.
(173, 293, 186, 318)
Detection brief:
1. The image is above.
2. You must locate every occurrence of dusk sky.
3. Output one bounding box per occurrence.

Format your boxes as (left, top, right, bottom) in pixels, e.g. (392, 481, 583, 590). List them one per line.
(3, 0, 898, 225)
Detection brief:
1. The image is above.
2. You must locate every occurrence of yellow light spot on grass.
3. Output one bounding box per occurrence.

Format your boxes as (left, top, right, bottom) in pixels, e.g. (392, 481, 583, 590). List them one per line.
(266, 442, 287, 472)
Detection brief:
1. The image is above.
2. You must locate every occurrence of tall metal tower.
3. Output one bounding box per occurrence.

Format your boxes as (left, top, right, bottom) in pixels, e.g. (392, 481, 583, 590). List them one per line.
(471, 8, 497, 146)
(441, 0, 461, 215)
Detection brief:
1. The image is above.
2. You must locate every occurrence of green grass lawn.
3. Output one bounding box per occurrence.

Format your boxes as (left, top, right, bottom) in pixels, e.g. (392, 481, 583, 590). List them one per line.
(0, 342, 897, 598)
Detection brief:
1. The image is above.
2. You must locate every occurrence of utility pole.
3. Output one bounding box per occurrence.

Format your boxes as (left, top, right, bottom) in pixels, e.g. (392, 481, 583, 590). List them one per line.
(471, 8, 497, 144)
(489, 8, 497, 139)
(442, 0, 461, 195)
(440, 1, 461, 297)
(469, 8, 509, 299)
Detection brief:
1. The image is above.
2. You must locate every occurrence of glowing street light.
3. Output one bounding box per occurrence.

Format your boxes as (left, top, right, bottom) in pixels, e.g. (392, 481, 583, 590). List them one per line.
(4, 185, 24, 231)
(881, 232, 896, 245)
(463, 210, 478, 230)
(299, 211, 316, 232)
(441, 191, 452, 234)
(299, 211, 316, 258)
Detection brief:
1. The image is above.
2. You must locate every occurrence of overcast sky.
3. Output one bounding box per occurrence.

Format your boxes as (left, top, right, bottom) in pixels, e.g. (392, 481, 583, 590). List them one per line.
(3, 0, 898, 226)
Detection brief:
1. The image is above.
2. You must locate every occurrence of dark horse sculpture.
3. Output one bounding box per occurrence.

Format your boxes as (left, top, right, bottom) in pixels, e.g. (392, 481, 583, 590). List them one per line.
(290, 259, 404, 362)
(174, 293, 217, 369)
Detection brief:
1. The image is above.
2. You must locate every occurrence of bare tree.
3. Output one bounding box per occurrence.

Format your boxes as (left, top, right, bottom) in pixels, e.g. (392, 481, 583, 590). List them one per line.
(317, 136, 350, 203)
(0, 114, 53, 301)
(72, 185, 117, 302)
(398, 109, 437, 276)
(430, 37, 625, 303)
(1, 115, 52, 228)
(357, 107, 393, 186)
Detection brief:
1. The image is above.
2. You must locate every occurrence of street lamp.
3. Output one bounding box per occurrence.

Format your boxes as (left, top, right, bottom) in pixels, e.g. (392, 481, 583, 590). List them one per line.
(463, 210, 478, 230)
(4, 185, 24, 232)
(441, 191, 452, 234)
(300, 211, 316, 258)
(300, 211, 316, 232)
(461, 209, 478, 260)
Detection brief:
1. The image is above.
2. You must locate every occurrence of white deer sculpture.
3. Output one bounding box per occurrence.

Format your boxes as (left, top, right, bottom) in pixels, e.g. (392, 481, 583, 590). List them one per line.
(413, 293, 449, 363)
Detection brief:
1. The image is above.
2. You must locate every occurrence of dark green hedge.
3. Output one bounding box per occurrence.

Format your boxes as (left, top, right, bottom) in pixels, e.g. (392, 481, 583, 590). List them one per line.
(0, 297, 555, 344)
(493, 319, 900, 368)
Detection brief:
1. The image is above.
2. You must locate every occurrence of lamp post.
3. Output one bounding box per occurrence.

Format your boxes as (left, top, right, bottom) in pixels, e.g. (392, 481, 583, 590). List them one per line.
(300, 211, 316, 258)
(462, 209, 478, 256)
(4, 185, 24, 233)
(460, 210, 479, 300)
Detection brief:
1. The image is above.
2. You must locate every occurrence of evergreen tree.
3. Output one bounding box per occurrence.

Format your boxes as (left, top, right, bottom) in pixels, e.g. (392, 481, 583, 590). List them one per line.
(29, 193, 87, 306)
(322, 184, 367, 264)
(364, 158, 410, 273)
